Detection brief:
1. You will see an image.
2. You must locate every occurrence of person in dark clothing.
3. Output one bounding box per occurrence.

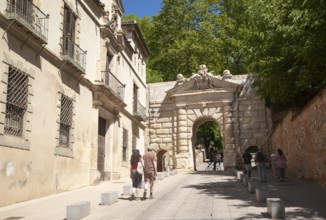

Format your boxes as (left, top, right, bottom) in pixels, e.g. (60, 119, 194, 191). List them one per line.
(130, 149, 143, 200)
(255, 147, 267, 182)
(242, 149, 252, 177)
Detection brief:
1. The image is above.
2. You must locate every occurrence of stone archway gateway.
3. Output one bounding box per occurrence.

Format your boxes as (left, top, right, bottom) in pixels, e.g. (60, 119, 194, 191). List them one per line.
(191, 118, 223, 171)
(147, 65, 273, 171)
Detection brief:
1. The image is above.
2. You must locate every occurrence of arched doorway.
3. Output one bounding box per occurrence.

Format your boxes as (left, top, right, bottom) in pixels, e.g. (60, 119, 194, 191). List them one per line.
(192, 118, 223, 170)
(156, 150, 174, 172)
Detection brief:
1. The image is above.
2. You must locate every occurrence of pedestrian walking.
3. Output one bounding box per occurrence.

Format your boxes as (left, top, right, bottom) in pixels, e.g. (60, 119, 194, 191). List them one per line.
(255, 147, 267, 182)
(130, 149, 143, 201)
(270, 150, 277, 177)
(275, 148, 287, 182)
(142, 147, 157, 199)
(212, 152, 218, 171)
(242, 149, 252, 177)
(216, 153, 222, 170)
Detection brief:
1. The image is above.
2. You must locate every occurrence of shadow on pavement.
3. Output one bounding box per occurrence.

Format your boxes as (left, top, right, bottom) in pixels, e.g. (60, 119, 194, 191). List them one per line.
(185, 170, 326, 219)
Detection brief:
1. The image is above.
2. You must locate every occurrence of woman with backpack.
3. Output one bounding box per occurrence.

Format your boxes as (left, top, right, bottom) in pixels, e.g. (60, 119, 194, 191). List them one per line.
(130, 149, 143, 200)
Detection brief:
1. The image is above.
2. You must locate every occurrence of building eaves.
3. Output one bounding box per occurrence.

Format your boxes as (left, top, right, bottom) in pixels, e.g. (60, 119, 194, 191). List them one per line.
(121, 21, 150, 58)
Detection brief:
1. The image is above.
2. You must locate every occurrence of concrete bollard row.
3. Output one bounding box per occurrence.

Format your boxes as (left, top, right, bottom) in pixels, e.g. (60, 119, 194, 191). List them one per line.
(234, 169, 286, 219)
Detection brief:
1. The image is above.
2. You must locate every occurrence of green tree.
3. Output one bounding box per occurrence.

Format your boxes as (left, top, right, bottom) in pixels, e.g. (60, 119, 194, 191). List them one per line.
(248, 0, 326, 109)
(196, 121, 223, 150)
(148, 0, 224, 81)
(217, 0, 254, 74)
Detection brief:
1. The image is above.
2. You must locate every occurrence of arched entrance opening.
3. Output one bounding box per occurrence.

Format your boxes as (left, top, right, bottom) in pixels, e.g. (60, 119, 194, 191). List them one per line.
(156, 150, 173, 172)
(192, 118, 223, 170)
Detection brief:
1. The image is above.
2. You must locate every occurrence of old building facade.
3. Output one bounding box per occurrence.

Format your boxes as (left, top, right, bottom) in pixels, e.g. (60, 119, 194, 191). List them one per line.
(0, 0, 148, 207)
(147, 66, 273, 171)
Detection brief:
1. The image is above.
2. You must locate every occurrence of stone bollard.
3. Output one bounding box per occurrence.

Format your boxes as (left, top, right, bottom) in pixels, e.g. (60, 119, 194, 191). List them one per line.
(237, 171, 244, 180)
(242, 174, 249, 187)
(123, 184, 132, 196)
(66, 201, 90, 220)
(255, 186, 268, 203)
(267, 198, 285, 219)
(157, 172, 164, 180)
(101, 191, 118, 205)
(248, 181, 259, 193)
(163, 171, 170, 177)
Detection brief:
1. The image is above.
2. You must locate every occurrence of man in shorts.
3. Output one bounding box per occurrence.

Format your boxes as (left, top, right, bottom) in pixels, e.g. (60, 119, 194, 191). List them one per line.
(142, 147, 157, 199)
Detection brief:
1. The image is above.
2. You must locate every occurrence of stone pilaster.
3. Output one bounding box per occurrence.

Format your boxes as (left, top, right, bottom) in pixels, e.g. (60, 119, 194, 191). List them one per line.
(222, 105, 236, 170)
(177, 108, 188, 153)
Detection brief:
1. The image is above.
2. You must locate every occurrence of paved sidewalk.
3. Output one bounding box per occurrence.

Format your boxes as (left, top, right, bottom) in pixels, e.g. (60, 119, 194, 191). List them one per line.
(0, 165, 325, 220)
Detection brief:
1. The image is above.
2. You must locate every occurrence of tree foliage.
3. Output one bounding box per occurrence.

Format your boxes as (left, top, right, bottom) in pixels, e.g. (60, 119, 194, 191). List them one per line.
(247, 0, 326, 109)
(196, 121, 223, 150)
(148, 0, 224, 81)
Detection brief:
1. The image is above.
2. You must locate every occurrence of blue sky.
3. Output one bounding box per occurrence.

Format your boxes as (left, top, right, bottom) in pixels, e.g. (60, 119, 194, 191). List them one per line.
(122, 0, 162, 18)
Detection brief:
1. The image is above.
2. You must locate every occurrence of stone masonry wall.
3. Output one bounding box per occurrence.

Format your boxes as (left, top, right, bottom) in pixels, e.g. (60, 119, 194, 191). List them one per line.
(271, 88, 326, 186)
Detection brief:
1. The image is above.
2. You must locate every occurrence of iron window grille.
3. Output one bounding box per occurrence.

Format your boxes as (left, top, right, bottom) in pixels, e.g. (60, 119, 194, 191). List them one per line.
(59, 94, 73, 147)
(5, 67, 29, 137)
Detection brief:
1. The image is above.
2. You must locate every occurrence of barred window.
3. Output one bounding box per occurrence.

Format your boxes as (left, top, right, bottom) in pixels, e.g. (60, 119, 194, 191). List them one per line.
(122, 128, 128, 162)
(5, 67, 29, 136)
(59, 94, 73, 147)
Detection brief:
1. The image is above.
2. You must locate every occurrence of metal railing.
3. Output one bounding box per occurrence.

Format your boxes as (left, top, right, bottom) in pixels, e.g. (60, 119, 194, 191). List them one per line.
(62, 37, 87, 72)
(6, 0, 49, 43)
(100, 70, 125, 101)
(134, 100, 147, 121)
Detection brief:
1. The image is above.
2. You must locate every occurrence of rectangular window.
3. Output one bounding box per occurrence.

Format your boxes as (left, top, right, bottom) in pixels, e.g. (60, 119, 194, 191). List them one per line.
(122, 128, 128, 162)
(59, 94, 73, 147)
(63, 4, 76, 57)
(5, 67, 29, 137)
(133, 83, 138, 113)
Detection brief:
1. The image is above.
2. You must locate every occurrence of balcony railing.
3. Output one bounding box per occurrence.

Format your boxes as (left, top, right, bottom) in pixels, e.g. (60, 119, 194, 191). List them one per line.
(62, 37, 87, 72)
(133, 100, 146, 121)
(6, 0, 49, 43)
(101, 70, 125, 101)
